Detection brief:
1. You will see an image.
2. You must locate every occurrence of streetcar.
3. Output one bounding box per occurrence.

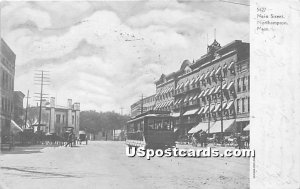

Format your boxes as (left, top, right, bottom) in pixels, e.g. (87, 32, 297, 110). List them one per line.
(126, 110, 176, 149)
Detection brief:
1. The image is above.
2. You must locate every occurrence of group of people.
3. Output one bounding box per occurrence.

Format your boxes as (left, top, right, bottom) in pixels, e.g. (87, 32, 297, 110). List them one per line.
(190, 130, 250, 149)
(191, 130, 207, 147)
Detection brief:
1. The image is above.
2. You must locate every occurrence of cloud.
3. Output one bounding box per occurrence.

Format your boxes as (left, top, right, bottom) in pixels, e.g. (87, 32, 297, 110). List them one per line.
(2, 1, 249, 114)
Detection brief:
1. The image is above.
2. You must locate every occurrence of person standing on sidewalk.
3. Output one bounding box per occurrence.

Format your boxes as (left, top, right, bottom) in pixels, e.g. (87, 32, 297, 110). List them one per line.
(65, 132, 73, 147)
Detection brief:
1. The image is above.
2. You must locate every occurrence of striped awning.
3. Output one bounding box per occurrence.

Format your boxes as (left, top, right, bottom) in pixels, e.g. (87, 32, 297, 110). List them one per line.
(209, 69, 215, 77)
(200, 74, 205, 81)
(209, 104, 215, 112)
(215, 66, 221, 75)
(228, 61, 234, 69)
(198, 90, 205, 98)
(226, 81, 234, 90)
(208, 87, 215, 95)
(198, 106, 205, 114)
(183, 109, 199, 116)
(226, 100, 234, 109)
(214, 103, 221, 112)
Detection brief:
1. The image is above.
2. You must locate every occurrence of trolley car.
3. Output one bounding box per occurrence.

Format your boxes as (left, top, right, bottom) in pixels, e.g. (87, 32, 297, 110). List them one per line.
(126, 110, 176, 149)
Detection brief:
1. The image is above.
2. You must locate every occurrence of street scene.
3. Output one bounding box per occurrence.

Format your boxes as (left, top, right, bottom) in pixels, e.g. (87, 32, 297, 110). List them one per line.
(1, 141, 249, 189)
(1, 1, 250, 189)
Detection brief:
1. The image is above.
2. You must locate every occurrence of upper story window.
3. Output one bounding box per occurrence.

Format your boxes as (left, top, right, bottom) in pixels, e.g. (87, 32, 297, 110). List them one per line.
(56, 114, 61, 124)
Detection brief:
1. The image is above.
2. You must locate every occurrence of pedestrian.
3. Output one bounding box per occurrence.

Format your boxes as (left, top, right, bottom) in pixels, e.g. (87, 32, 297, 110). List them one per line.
(65, 132, 73, 147)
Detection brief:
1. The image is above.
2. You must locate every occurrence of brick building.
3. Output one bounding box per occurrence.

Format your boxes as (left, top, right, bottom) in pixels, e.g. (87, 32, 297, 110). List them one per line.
(0, 39, 16, 145)
(44, 98, 80, 137)
(129, 39, 249, 138)
(130, 94, 156, 117)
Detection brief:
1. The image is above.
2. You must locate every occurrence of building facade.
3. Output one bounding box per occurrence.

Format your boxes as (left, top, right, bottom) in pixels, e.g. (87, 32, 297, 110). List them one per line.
(13, 91, 25, 127)
(45, 98, 80, 137)
(129, 39, 249, 138)
(165, 40, 249, 137)
(0, 39, 16, 145)
(130, 94, 156, 117)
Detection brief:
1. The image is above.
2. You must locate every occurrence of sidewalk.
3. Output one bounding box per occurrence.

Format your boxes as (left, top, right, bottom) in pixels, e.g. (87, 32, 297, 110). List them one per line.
(0, 144, 60, 155)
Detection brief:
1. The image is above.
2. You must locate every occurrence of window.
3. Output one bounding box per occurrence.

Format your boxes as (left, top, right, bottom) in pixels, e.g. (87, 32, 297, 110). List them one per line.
(242, 77, 246, 91)
(237, 78, 241, 92)
(72, 115, 75, 124)
(56, 115, 61, 123)
(248, 97, 250, 112)
(237, 99, 240, 114)
(242, 98, 245, 113)
(248, 76, 250, 91)
(62, 115, 65, 123)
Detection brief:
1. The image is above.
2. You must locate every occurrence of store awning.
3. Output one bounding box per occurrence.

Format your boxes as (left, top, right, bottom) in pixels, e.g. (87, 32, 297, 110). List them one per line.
(209, 69, 215, 77)
(176, 82, 184, 90)
(195, 76, 200, 83)
(226, 81, 234, 90)
(189, 94, 195, 101)
(209, 119, 236, 133)
(198, 90, 205, 98)
(11, 120, 23, 134)
(190, 78, 196, 85)
(208, 87, 215, 95)
(183, 109, 199, 116)
(214, 103, 221, 112)
(226, 100, 234, 109)
(214, 85, 221, 93)
(203, 105, 210, 113)
(215, 66, 221, 75)
(243, 124, 250, 131)
(203, 89, 210, 97)
(204, 72, 210, 79)
(198, 106, 205, 114)
(184, 96, 189, 102)
(222, 101, 227, 109)
(193, 93, 199, 100)
(222, 82, 227, 90)
(200, 74, 205, 81)
(171, 112, 180, 117)
(184, 80, 190, 87)
(228, 61, 234, 69)
(209, 104, 215, 112)
(188, 122, 208, 134)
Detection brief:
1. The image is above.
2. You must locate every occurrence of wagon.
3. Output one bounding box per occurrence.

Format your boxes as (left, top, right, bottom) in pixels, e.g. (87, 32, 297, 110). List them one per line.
(79, 130, 88, 145)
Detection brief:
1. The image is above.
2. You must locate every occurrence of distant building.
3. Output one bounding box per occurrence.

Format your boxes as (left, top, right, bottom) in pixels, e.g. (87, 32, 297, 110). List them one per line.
(130, 94, 156, 117)
(13, 91, 25, 126)
(0, 39, 16, 145)
(45, 98, 80, 137)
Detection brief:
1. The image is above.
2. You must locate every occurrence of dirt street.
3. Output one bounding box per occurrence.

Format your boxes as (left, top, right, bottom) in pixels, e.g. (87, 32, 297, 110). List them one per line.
(0, 141, 249, 189)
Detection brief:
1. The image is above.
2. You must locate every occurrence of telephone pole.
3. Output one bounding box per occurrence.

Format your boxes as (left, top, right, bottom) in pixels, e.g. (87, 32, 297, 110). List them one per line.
(34, 70, 50, 131)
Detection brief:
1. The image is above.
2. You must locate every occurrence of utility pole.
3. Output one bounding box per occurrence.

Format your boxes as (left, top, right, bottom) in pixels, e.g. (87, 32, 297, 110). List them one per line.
(24, 90, 30, 129)
(34, 70, 50, 131)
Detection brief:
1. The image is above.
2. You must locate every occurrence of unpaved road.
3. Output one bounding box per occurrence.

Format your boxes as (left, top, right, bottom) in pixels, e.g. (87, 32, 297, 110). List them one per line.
(0, 141, 249, 189)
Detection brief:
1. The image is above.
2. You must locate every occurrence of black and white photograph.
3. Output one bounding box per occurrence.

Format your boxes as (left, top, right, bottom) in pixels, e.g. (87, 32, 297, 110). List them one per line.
(1, 0, 299, 189)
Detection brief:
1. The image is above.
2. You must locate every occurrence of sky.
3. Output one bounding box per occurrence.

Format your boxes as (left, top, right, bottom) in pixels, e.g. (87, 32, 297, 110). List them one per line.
(1, 0, 249, 114)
